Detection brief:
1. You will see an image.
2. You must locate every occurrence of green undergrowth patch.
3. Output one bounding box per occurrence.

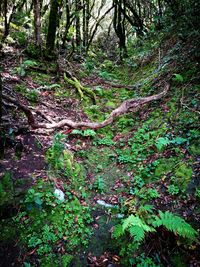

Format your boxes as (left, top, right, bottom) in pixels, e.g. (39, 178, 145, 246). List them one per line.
(1, 180, 92, 266)
(15, 83, 39, 103)
(0, 172, 14, 207)
(76, 146, 127, 194)
(45, 133, 87, 194)
(6, 179, 93, 266)
(0, 133, 93, 266)
(31, 71, 52, 85)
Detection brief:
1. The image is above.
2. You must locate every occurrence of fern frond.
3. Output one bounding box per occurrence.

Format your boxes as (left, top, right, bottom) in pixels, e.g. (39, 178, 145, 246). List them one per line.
(113, 224, 123, 238)
(153, 211, 197, 239)
(122, 215, 155, 243)
(129, 225, 145, 242)
(138, 204, 154, 217)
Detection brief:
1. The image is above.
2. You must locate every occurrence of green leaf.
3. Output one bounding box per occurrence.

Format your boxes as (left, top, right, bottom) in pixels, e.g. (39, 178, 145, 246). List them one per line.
(83, 129, 96, 137)
(129, 225, 145, 241)
(152, 211, 197, 239)
(173, 73, 184, 82)
(34, 196, 43, 205)
(23, 60, 37, 67)
(171, 137, 187, 145)
(113, 224, 123, 238)
(156, 137, 170, 151)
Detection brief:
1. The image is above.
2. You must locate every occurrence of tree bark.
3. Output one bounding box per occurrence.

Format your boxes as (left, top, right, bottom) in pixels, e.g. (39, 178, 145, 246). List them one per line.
(75, 0, 82, 52)
(113, 0, 127, 59)
(46, 0, 60, 53)
(33, 0, 42, 47)
(3, 0, 9, 39)
(62, 0, 72, 48)
(0, 73, 2, 123)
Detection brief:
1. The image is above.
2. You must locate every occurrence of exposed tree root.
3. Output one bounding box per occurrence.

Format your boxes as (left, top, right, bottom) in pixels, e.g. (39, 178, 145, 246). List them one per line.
(2, 83, 170, 130)
(63, 73, 97, 104)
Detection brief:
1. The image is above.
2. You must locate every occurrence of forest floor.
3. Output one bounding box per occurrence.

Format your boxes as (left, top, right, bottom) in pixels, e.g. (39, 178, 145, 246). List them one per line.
(0, 35, 200, 267)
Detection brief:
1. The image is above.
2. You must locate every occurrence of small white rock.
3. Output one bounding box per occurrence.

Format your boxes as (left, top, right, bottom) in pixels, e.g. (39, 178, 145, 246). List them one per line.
(54, 188, 65, 202)
(96, 200, 115, 208)
(116, 213, 124, 219)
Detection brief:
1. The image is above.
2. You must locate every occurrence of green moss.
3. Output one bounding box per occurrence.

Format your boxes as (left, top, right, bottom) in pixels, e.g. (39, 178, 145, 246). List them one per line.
(105, 101, 116, 108)
(84, 105, 106, 121)
(174, 163, 193, 191)
(31, 72, 52, 85)
(155, 158, 178, 177)
(189, 143, 200, 156)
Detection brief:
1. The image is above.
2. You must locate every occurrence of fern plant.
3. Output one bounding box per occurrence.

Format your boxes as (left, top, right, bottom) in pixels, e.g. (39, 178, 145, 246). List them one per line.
(113, 207, 197, 261)
(152, 211, 197, 239)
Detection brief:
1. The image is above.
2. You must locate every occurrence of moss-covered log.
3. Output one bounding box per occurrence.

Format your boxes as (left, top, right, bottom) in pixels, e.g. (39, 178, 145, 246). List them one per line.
(63, 73, 97, 104)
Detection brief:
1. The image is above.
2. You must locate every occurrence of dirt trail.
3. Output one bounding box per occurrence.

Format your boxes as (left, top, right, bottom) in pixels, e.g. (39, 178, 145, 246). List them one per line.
(0, 133, 47, 182)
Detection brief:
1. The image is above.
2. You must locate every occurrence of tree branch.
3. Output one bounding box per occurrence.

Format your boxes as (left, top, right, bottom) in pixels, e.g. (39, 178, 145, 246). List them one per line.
(2, 83, 170, 130)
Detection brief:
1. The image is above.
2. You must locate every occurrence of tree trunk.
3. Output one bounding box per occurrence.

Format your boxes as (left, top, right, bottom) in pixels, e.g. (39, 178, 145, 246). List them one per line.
(82, 0, 89, 52)
(46, 0, 60, 53)
(113, 0, 127, 60)
(156, 0, 163, 29)
(75, 0, 82, 52)
(33, 0, 42, 47)
(0, 74, 2, 123)
(62, 0, 72, 48)
(3, 0, 9, 39)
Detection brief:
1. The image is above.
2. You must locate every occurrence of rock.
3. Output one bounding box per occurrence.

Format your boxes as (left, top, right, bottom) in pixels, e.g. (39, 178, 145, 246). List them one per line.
(54, 188, 65, 201)
(96, 200, 115, 208)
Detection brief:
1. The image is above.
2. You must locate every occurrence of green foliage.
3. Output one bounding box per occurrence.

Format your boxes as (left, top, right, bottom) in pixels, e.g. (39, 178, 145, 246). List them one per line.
(15, 84, 39, 102)
(155, 137, 170, 151)
(132, 253, 160, 267)
(98, 70, 113, 80)
(13, 180, 92, 262)
(46, 133, 72, 173)
(37, 83, 61, 90)
(152, 211, 197, 239)
(14, 59, 37, 77)
(46, 133, 86, 190)
(115, 123, 167, 166)
(174, 163, 193, 191)
(172, 74, 184, 83)
(71, 129, 96, 137)
(113, 207, 197, 262)
(116, 117, 135, 132)
(94, 136, 115, 146)
(26, 89, 39, 102)
(155, 157, 177, 177)
(156, 136, 188, 151)
(10, 31, 27, 46)
(167, 185, 180, 195)
(100, 59, 113, 71)
(92, 176, 105, 193)
(26, 43, 41, 58)
(82, 60, 96, 74)
(0, 172, 14, 206)
(195, 188, 200, 199)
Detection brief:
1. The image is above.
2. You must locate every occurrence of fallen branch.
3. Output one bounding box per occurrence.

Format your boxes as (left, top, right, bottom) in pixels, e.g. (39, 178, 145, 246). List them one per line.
(2, 83, 170, 130)
(38, 82, 170, 129)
